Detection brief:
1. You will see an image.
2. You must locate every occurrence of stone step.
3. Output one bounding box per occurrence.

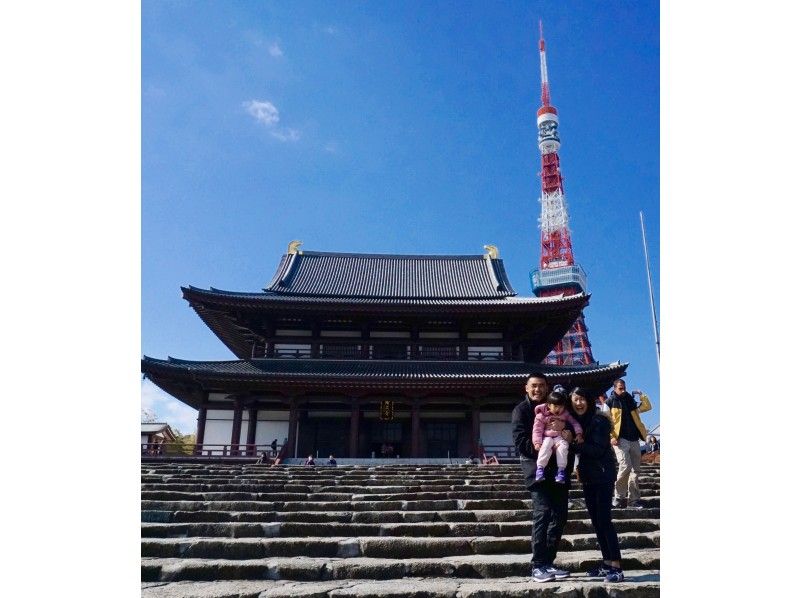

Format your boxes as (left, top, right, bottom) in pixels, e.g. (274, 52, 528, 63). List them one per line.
(140, 468, 659, 486)
(141, 573, 660, 598)
(141, 549, 660, 582)
(140, 496, 660, 514)
(142, 506, 660, 524)
(139, 478, 660, 490)
(141, 468, 659, 486)
(141, 518, 658, 538)
(142, 465, 661, 472)
(141, 532, 659, 560)
(139, 482, 661, 495)
(139, 488, 660, 503)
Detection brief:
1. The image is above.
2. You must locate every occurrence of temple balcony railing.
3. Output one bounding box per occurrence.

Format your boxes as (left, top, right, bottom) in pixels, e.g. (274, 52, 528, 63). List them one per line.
(467, 348, 503, 361)
(274, 347, 313, 359)
(418, 346, 460, 360)
(141, 443, 284, 458)
(319, 344, 362, 359)
(264, 344, 509, 361)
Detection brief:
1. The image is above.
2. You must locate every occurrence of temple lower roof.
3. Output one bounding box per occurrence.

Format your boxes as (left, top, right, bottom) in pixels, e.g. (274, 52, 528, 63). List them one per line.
(142, 356, 628, 408)
(144, 356, 624, 379)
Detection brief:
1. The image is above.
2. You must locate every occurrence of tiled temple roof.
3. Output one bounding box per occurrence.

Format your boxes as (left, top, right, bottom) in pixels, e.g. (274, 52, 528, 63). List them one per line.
(142, 356, 626, 381)
(263, 251, 516, 299)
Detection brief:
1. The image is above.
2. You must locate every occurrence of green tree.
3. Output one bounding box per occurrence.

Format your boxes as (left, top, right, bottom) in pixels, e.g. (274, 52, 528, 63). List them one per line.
(166, 429, 197, 456)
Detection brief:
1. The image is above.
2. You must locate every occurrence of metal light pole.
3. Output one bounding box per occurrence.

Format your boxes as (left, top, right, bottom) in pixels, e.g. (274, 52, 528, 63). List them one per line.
(639, 211, 660, 371)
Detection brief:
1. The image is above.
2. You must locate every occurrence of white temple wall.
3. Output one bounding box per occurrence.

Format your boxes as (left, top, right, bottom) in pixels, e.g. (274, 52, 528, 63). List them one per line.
(256, 421, 290, 447)
(480, 422, 513, 447)
(204, 410, 234, 451)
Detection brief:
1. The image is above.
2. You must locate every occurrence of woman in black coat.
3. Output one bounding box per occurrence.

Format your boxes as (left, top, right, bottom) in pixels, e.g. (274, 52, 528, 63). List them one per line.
(569, 387, 625, 582)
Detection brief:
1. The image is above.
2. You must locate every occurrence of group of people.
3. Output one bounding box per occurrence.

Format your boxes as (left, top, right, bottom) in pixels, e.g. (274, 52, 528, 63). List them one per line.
(512, 373, 652, 584)
(254, 439, 281, 465)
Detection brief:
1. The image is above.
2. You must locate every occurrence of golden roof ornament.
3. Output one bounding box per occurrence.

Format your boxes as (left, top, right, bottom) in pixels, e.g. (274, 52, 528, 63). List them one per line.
(483, 244, 499, 259)
(287, 240, 303, 255)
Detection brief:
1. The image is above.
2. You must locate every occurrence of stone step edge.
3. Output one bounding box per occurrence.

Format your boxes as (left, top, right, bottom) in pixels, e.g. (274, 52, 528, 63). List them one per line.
(139, 496, 662, 510)
(140, 518, 660, 537)
(141, 549, 661, 582)
(141, 531, 660, 559)
(141, 507, 661, 523)
(141, 572, 661, 598)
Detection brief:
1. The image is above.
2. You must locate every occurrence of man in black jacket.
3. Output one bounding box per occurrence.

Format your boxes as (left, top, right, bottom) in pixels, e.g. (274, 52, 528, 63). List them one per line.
(511, 372, 575, 583)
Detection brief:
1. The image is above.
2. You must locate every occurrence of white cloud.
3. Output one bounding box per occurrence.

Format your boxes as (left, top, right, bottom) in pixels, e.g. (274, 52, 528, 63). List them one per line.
(141, 380, 198, 435)
(243, 99, 300, 142)
(269, 42, 283, 57)
(324, 141, 339, 153)
(243, 99, 279, 126)
(270, 128, 301, 142)
(324, 25, 338, 35)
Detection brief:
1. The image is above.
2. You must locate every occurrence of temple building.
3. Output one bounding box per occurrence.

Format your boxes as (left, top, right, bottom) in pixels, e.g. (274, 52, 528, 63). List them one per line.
(141, 243, 627, 459)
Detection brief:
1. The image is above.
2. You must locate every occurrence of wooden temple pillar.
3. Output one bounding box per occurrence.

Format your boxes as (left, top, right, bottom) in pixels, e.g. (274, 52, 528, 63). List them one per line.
(230, 398, 243, 455)
(246, 406, 258, 455)
(471, 400, 482, 457)
(411, 399, 421, 458)
(286, 399, 299, 458)
(349, 399, 361, 458)
(195, 407, 208, 454)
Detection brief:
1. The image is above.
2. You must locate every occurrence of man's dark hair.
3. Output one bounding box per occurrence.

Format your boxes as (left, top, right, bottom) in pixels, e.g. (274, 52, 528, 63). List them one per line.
(526, 372, 548, 383)
(546, 391, 568, 406)
(613, 378, 625, 386)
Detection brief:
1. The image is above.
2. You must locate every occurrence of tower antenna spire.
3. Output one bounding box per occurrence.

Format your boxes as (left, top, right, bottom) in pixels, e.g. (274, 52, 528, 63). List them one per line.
(530, 20, 594, 366)
(538, 19, 551, 107)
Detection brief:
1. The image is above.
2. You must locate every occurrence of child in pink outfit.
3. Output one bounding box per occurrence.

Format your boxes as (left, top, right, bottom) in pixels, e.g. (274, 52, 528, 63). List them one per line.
(532, 391, 584, 483)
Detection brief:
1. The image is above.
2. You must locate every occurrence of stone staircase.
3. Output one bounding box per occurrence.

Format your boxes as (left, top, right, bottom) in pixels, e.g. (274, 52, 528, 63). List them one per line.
(141, 463, 660, 597)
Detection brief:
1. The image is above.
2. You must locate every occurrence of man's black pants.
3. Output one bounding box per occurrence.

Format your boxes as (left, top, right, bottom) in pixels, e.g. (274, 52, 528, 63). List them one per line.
(582, 481, 621, 561)
(530, 480, 569, 568)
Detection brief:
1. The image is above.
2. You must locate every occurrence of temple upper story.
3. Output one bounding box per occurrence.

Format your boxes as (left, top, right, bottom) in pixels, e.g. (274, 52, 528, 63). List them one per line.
(181, 246, 592, 364)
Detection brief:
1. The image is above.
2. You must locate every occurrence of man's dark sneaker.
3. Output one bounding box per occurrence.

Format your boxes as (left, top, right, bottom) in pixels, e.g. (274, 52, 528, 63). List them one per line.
(544, 565, 570, 579)
(586, 563, 612, 577)
(555, 468, 567, 484)
(630, 500, 645, 509)
(612, 498, 626, 508)
(604, 567, 625, 582)
(531, 566, 555, 582)
(534, 466, 545, 482)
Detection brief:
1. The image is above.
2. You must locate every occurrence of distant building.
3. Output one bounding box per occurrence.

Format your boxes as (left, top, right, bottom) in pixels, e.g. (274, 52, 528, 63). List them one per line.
(142, 245, 627, 459)
(141, 422, 176, 453)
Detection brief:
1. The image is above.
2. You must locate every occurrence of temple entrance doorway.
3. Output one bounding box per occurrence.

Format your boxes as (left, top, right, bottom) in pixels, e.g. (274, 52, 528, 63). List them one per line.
(366, 420, 405, 458)
(424, 422, 459, 458)
(297, 417, 349, 459)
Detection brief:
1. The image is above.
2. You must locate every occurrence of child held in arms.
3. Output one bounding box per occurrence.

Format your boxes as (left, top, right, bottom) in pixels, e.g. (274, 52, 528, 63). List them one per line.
(532, 390, 584, 483)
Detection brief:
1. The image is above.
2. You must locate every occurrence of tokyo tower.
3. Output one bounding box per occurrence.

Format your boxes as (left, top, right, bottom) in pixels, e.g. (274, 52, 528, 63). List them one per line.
(530, 22, 595, 365)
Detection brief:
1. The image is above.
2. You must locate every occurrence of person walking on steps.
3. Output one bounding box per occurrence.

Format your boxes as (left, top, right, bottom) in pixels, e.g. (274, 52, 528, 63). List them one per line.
(512, 373, 575, 583)
(568, 387, 625, 583)
(607, 379, 652, 509)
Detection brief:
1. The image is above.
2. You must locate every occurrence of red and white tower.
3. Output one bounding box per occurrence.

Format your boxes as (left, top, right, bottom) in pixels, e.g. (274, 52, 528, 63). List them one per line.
(530, 21, 595, 365)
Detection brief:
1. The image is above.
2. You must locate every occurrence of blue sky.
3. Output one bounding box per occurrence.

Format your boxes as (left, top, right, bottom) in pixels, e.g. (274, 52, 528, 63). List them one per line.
(142, 0, 660, 433)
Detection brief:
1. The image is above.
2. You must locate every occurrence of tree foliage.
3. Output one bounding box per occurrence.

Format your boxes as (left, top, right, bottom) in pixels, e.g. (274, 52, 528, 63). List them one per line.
(164, 429, 196, 456)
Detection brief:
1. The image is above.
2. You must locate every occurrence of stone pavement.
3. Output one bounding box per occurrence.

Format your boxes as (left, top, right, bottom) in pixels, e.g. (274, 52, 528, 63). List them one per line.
(141, 463, 660, 597)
